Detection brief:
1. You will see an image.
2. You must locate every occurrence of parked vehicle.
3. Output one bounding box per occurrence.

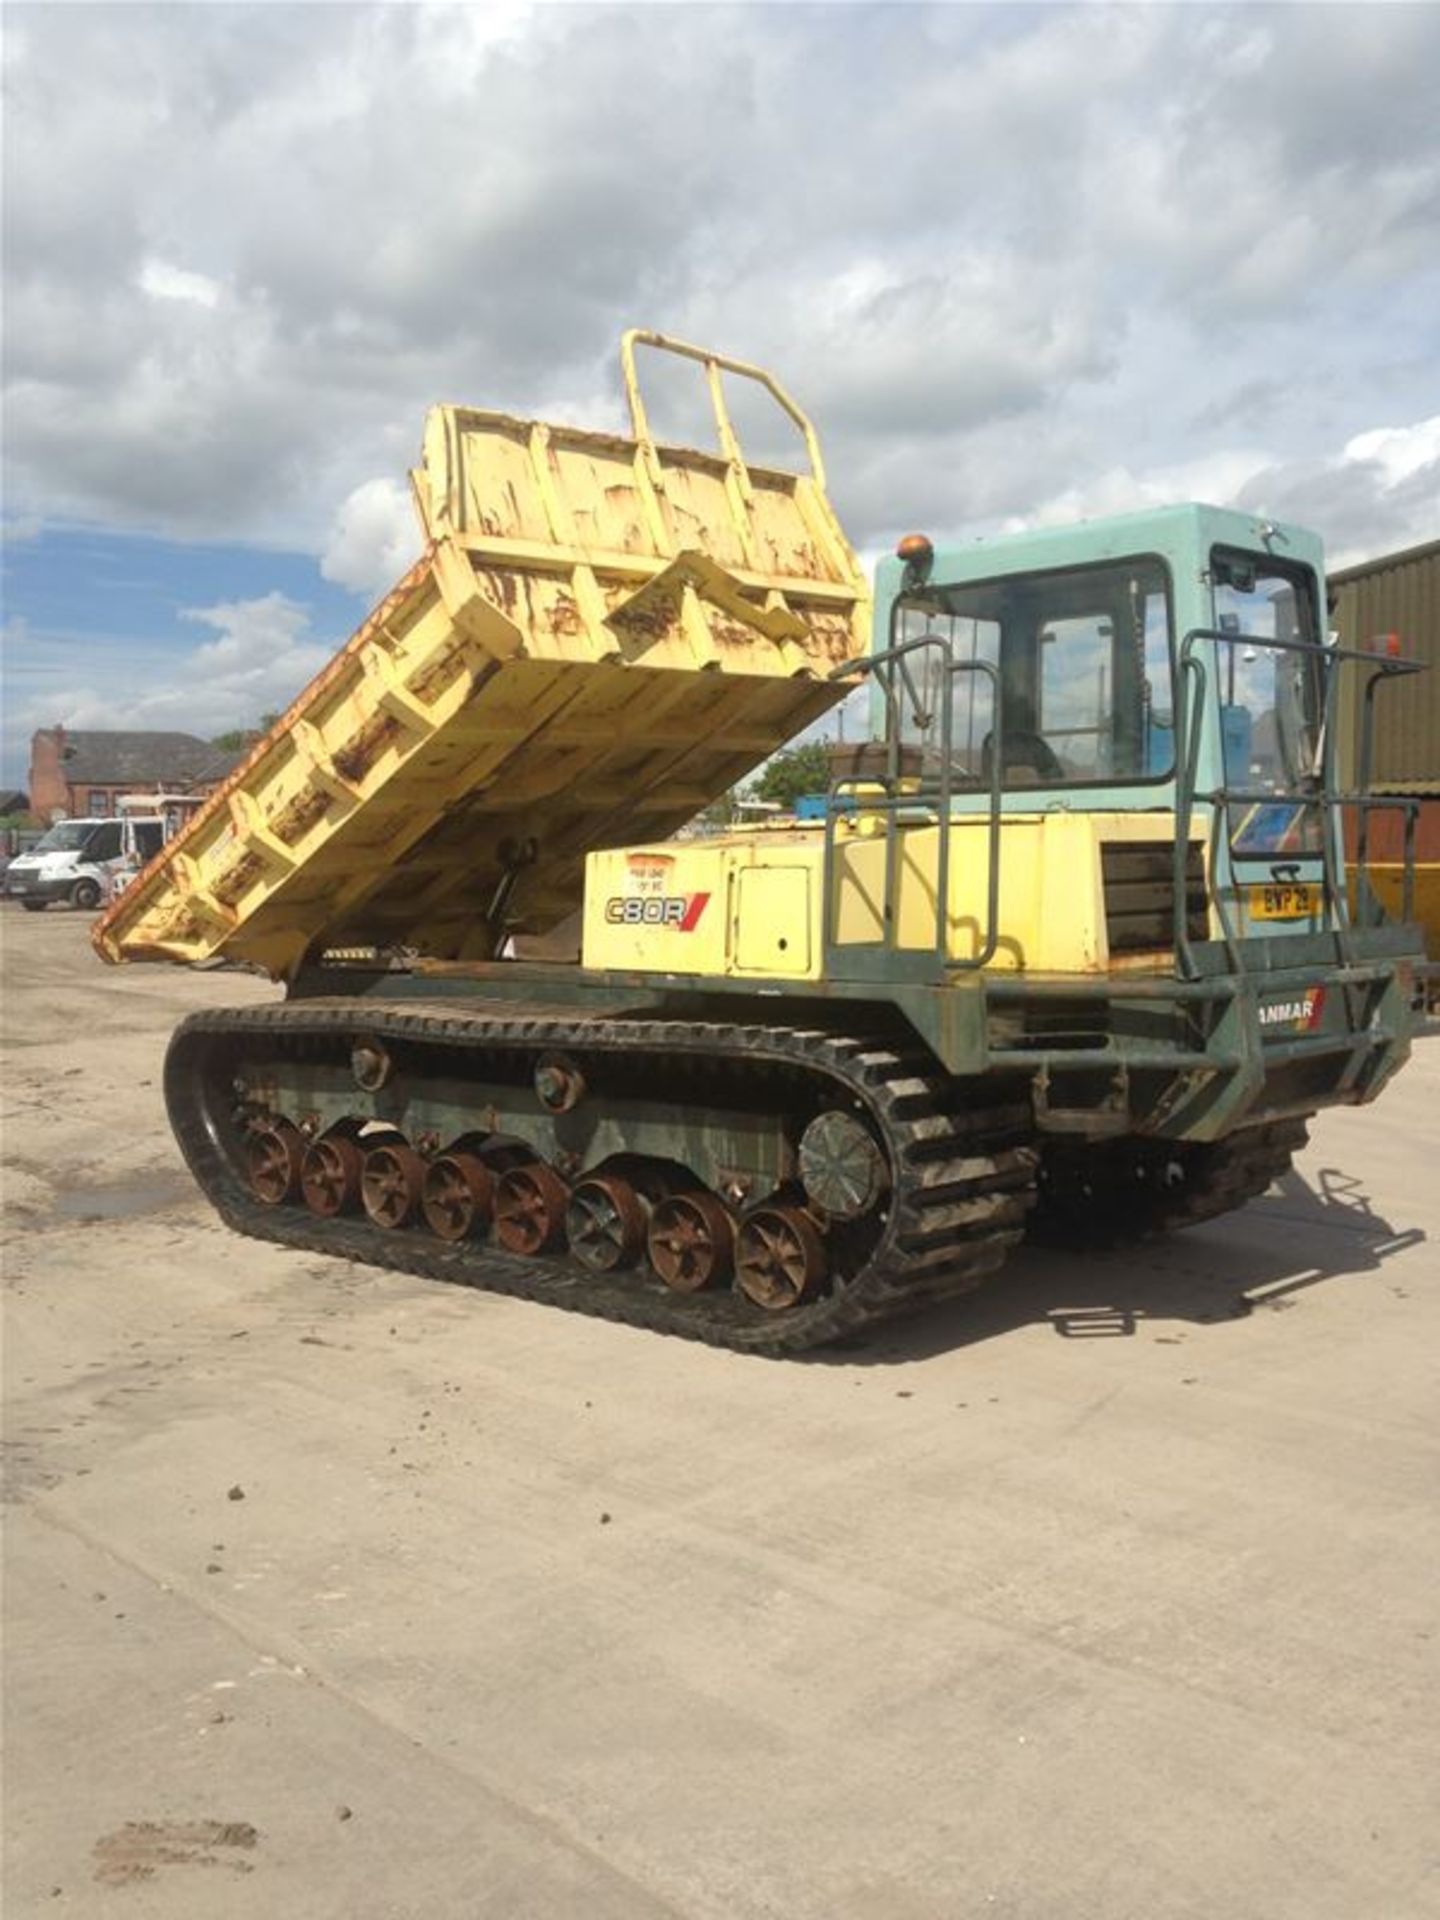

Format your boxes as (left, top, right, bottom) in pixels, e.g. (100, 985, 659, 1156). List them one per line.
(102, 793, 208, 902)
(95, 331, 1427, 1354)
(0, 827, 44, 893)
(7, 815, 164, 911)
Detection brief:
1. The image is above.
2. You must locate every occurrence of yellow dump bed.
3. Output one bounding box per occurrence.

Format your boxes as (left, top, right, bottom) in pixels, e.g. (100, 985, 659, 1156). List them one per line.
(95, 333, 869, 979)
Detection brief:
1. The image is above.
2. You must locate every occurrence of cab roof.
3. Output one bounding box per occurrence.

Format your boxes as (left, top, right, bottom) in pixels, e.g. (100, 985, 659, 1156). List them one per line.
(874, 502, 1327, 596)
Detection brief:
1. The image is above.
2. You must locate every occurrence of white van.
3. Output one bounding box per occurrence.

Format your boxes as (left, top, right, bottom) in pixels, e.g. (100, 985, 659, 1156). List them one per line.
(5, 814, 165, 912)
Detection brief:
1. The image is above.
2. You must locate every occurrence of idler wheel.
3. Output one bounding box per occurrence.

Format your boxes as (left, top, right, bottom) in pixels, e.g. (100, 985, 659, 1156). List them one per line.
(361, 1142, 427, 1230)
(566, 1174, 647, 1273)
(494, 1161, 569, 1255)
(647, 1191, 734, 1294)
(300, 1133, 364, 1217)
(735, 1205, 828, 1312)
(422, 1151, 495, 1243)
(534, 1052, 586, 1114)
(246, 1118, 305, 1207)
(799, 1109, 888, 1220)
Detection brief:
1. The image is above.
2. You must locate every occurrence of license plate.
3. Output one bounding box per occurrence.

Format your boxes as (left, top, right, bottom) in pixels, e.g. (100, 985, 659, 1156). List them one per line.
(1248, 882, 1320, 921)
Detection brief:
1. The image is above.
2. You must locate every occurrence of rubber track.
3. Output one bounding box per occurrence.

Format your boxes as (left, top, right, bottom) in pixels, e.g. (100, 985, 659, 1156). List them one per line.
(165, 1000, 1039, 1355)
(1028, 1117, 1311, 1250)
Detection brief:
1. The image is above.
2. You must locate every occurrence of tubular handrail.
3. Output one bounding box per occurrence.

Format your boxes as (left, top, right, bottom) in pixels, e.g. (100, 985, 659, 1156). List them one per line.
(1354, 661, 1423, 921)
(1174, 646, 1216, 980)
(822, 636, 1002, 973)
(813, 621, 1422, 991)
(620, 328, 827, 489)
(1172, 626, 1422, 979)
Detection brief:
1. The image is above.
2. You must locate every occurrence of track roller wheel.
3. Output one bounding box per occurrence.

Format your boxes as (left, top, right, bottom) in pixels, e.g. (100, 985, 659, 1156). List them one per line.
(246, 1118, 305, 1207)
(361, 1142, 427, 1229)
(735, 1205, 828, 1312)
(422, 1151, 495, 1243)
(566, 1174, 647, 1273)
(493, 1161, 569, 1255)
(300, 1132, 364, 1217)
(647, 1191, 734, 1294)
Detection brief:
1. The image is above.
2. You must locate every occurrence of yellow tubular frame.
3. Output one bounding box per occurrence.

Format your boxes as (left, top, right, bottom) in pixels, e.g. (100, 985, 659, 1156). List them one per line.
(620, 329, 829, 493)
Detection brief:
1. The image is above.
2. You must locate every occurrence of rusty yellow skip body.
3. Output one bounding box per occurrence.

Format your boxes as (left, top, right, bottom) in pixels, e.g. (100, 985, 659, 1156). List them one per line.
(95, 333, 869, 980)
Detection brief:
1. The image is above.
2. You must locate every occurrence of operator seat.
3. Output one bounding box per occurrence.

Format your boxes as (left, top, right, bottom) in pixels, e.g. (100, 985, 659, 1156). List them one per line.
(980, 729, 1065, 785)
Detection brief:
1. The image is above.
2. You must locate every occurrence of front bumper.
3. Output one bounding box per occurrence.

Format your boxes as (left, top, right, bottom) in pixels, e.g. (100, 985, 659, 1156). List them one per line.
(983, 924, 1424, 1140)
(4, 872, 77, 903)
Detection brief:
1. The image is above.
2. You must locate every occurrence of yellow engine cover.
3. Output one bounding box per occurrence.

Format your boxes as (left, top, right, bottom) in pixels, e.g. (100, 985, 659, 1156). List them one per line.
(583, 814, 1207, 979)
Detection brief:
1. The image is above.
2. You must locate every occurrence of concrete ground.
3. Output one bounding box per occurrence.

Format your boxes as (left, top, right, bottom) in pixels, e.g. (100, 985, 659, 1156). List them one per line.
(3, 904, 1437, 1920)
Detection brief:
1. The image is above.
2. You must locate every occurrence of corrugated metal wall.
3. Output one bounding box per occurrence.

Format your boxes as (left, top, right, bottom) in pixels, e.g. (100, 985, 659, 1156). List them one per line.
(1330, 538, 1440, 789)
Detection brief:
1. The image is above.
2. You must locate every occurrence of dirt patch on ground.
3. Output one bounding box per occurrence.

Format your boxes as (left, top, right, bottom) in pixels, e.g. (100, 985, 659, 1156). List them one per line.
(92, 1819, 259, 1885)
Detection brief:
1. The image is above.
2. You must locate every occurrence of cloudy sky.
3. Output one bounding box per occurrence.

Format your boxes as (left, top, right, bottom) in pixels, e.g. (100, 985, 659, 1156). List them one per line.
(3, 0, 1438, 788)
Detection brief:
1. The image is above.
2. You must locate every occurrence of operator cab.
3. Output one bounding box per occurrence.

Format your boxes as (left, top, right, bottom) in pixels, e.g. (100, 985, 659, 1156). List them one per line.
(872, 502, 1341, 950)
(881, 503, 1327, 807)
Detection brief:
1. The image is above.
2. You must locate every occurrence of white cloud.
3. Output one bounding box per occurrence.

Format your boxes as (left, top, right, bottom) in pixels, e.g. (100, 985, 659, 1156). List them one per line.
(181, 588, 314, 670)
(1238, 415, 1440, 569)
(1000, 451, 1273, 536)
(320, 477, 422, 600)
(1343, 418, 1440, 490)
(6, 593, 330, 753)
(994, 413, 1440, 571)
(2, 3, 1437, 567)
(139, 258, 222, 308)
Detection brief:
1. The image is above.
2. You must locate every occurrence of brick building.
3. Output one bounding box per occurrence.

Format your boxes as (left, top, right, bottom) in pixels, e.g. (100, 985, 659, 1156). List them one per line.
(27, 728, 241, 823)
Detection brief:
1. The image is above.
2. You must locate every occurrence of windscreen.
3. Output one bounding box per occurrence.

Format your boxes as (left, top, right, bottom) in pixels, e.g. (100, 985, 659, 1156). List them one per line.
(1212, 547, 1325, 857)
(892, 557, 1174, 788)
(33, 822, 94, 854)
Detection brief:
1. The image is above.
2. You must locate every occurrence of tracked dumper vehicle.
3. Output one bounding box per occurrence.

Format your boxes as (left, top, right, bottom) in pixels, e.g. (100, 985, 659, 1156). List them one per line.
(96, 332, 1428, 1353)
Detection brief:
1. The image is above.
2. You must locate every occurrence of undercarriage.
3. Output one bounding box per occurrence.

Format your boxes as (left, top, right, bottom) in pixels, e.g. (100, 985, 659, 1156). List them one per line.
(165, 995, 1316, 1353)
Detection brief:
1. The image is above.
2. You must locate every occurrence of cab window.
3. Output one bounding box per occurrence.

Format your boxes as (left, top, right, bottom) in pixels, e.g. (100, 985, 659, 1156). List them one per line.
(1211, 547, 1325, 857)
(892, 557, 1174, 787)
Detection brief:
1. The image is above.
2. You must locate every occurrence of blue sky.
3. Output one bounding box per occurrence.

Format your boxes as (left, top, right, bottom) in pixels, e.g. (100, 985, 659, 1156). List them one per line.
(3, 2, 1438, 795)
(2, 528, 370, 781)
(2, 531, 361, 647)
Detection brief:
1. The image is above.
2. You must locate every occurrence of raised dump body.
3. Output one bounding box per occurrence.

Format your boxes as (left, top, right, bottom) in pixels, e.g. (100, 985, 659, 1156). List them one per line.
(95, 333, 868, 979)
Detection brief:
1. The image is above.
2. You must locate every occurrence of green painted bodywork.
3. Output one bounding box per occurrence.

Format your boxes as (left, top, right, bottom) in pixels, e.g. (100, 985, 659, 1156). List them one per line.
(243, 1055, 795, 1199)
